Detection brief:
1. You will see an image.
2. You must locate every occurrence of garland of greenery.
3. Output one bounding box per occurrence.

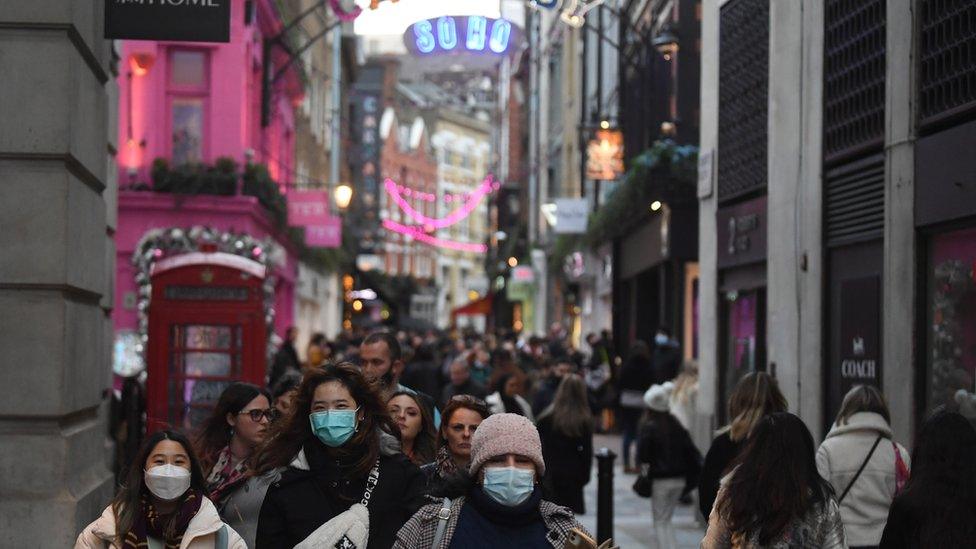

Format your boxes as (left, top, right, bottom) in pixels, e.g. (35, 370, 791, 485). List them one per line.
(584, 139, 698, 247)
(931, 259, 975, 407)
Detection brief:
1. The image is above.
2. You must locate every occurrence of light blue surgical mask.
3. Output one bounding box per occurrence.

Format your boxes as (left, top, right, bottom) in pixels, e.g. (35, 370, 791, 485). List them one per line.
(309, 409, 359, 447)
(655, 333, 669, 346)
(482, 466, 536, 507)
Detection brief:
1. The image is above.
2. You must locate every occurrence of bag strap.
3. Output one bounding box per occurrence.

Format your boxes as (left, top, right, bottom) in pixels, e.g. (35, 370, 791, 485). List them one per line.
(838, 434, 884, 503)
(360, 459, 381, 508)
(215, 524, 228, 549)
(431, 497, 453, 549)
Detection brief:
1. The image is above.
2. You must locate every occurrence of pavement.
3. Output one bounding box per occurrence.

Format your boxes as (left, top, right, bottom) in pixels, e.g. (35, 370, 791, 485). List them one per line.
(576, 434, 705, 548)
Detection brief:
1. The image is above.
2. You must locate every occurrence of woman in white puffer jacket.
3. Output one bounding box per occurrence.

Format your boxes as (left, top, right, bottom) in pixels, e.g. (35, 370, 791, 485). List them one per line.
(816, 385, 911, 549)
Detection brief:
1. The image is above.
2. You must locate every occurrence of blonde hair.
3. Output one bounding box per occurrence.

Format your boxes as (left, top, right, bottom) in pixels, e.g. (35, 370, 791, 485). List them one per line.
(835, 385, 890, 426)
(671, 361, 699, 406)
(722, 372, 787, 442)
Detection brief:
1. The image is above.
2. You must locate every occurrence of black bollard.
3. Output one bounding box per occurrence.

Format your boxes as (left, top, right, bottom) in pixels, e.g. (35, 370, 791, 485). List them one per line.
(595, 447, 616, 543)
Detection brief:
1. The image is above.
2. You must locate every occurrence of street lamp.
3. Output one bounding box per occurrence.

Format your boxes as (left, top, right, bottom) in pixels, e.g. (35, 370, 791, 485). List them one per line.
(652, 24, 679, 60)
(334, 184, 353, 211)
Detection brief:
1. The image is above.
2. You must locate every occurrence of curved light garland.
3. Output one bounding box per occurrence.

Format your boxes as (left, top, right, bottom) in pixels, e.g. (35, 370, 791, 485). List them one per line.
(382, 219, 487, 253)
(384, 175, 496, 229)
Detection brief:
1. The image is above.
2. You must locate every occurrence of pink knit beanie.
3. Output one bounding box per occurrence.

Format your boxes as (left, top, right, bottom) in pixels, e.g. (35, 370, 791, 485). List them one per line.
(468, 413, 546, 475)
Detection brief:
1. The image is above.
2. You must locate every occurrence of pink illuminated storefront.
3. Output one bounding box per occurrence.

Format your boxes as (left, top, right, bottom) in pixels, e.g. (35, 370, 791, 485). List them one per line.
(112, 0, 304, 429)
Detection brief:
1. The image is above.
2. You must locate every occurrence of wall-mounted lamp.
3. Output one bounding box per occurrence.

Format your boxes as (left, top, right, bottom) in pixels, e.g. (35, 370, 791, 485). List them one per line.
(129, 53, 155, 76)
(652, 24, 679, 60)
(334, 184, 354, 211)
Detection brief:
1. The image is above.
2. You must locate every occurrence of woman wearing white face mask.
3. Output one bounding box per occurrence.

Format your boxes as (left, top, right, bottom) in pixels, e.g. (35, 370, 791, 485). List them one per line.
(394, 413, 591, 548)
(253, 363, 427, 549)
(75, 430, 246, 549)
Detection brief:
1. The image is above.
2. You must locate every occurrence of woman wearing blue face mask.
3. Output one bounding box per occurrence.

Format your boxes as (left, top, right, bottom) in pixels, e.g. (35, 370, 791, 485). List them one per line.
(253, 363, 428, 549)
(394, 413, 592, 548)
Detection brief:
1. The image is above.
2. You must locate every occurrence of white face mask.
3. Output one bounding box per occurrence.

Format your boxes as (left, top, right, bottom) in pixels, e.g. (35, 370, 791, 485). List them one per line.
(144, 464, 192, 501)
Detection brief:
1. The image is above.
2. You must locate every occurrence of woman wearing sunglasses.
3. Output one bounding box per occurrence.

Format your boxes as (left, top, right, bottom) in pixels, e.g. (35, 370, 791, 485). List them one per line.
(194, 382, 275, 547)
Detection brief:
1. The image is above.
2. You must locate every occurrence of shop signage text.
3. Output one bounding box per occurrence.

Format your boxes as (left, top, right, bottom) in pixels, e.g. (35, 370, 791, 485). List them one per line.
(716, 196, 767, 269)
(838, 276, 882, 391)
(406, 16, 514, 55)
(105, 0, 231, 42)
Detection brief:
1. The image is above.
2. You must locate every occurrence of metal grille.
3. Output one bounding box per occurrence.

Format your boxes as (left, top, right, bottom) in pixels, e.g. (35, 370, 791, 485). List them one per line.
(823, 0, 886, 164)
(919, 0, 976, 129)
(718, 0, 769, 202)
(825, 154, 885, 247)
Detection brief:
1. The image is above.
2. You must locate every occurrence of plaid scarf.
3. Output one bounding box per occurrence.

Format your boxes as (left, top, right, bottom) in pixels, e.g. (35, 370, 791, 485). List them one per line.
(205, 446, 249, 505)
(124, 489, 203, 549)
(434, 446, 460, 478)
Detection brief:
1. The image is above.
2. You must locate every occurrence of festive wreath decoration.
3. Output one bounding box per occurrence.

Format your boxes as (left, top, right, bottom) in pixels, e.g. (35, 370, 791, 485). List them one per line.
(131, 226, 282, 362)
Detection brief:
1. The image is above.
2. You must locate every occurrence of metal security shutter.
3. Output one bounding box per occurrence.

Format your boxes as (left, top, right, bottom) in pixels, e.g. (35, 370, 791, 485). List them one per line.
(824, 154, 885, 247)
(823, 0, 886, 165)
(718, 0, 769, 203)
(919, 0, 976, 131)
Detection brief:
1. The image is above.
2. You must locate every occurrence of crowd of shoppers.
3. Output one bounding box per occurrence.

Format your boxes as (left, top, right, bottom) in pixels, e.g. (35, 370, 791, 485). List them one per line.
(83, 322, 976, 549)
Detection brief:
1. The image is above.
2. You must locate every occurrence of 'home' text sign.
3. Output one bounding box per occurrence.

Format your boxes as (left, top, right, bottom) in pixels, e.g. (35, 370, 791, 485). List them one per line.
(105, 0, 232, 43)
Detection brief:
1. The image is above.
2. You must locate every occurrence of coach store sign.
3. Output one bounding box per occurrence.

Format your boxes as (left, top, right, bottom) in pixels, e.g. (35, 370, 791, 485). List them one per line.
(716, 196, 767, 269)
(105, 0, 231, 43)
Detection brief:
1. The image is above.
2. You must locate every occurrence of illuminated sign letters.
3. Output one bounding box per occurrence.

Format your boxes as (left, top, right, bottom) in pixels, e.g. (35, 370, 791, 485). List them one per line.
(406, 16, 517, 55)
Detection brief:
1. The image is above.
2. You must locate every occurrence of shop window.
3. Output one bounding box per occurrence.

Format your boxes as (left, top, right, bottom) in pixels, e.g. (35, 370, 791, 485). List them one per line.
(925, 227, 976, 418)
(167, 49, 209, 166)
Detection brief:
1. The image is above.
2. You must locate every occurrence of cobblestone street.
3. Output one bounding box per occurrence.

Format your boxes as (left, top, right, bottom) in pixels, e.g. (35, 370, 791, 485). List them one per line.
(578, 435, 706, 548)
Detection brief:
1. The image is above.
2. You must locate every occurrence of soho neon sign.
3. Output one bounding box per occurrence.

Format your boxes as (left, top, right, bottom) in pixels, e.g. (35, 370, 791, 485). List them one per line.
(408, 16, 514, 55)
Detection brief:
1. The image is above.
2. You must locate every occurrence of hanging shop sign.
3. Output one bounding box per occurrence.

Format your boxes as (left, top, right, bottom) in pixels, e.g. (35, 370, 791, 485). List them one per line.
(404, 16, 518, 56)
(716, 196, 767, 269)
(305, 218, 342, 249)
(554, 198, 589, 234)
(287, 191, 330, 226)
(837, 276, 882, 394)
(586, 129, 624, 180)
(352, 89, 383, 255)
(105, 0, 232, 43)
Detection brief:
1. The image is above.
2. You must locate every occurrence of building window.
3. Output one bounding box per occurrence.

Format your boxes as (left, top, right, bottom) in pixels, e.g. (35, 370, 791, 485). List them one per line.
(925, 227, 976, 417)
(167, 49, 209, 165)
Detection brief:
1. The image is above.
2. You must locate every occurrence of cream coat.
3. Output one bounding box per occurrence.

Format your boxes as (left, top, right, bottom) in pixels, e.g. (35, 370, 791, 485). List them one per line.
(815, 411, 911, 547)
(74, 496, 247, 549)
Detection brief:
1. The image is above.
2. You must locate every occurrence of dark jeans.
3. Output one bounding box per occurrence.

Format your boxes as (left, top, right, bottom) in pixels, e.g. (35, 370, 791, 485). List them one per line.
(619, 408, 641, 467)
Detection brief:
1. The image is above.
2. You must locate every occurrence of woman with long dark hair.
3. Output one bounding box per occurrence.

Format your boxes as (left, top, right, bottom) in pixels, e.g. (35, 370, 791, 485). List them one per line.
(486, 372, 534, 420)
(701, 412, 845, 548)
(536, 375, 594, 513)
(75, 430, 246, 548)
(193, 382, 274, 547)
(388, 390, 438, 465)
(253, 363, 427, 548)
(698, 371, 788, 518)
(878, 410, 976, 548)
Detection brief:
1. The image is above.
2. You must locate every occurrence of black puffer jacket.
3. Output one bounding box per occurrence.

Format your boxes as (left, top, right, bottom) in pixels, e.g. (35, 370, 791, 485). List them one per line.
(637, 411, 701, 486)
(255, 438, 427, 549)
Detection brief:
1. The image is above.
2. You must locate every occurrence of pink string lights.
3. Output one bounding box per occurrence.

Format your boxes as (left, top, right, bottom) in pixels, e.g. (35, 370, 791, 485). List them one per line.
(382, 219, 488, 253)
(383, 176, 501, 229)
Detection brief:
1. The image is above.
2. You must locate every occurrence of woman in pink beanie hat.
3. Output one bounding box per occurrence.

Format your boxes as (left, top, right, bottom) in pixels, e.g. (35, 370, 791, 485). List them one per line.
(394, 413, 592, 548)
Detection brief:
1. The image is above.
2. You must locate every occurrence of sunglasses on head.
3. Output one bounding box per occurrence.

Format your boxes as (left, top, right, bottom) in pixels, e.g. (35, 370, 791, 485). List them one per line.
(449, 395, 487, 407)
(238, 408, 279, 422)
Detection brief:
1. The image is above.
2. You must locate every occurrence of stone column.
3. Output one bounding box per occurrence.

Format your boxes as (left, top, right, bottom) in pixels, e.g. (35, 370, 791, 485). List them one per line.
(766, 0, 826, 438)
(0, 1, 115, 545)
(695, 0, 720, 447)
(883, 0, 917, 443)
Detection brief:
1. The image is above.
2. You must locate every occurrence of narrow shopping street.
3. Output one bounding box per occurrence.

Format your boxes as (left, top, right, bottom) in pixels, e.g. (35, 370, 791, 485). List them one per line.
(579, 434, 705, 548)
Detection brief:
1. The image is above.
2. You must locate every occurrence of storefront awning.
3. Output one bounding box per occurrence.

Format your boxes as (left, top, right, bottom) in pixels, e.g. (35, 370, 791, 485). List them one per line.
(451, 293, 493, 319)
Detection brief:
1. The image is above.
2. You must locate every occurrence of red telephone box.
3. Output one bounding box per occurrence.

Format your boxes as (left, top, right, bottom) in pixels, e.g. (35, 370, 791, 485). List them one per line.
(147, 252, 268, 432)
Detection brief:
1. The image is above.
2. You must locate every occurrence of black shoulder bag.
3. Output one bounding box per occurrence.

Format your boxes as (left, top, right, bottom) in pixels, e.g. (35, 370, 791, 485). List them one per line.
(837, 434, 883, 503)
